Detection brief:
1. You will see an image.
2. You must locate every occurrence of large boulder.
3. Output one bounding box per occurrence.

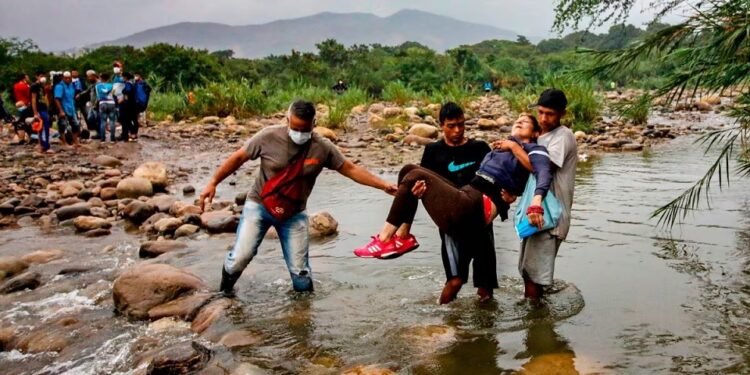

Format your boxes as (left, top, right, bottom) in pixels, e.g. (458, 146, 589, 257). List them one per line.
(170, 201, 202, 217)
(175, 224, 200, 238)
(112, 263, 207, 319)
(147, 195, 177, 213)
(117, 177, 154, 199)
(476, 118, 498, 130)
(408, 124, 439, 139)
(122, 201, 156, 224)
(55, 202, 91, 221)
(133, 162, 169, 191)
(147, 292, 212, 320)
(139, 240, 188, 258)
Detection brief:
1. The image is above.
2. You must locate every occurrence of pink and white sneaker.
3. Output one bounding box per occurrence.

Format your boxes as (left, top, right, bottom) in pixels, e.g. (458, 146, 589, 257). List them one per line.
(382, 234, 420, 259)
(354, 236, 395, 258)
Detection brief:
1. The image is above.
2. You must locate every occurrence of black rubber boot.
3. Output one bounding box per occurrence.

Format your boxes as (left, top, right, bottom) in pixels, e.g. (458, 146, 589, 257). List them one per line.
(219, 267, 241, 298)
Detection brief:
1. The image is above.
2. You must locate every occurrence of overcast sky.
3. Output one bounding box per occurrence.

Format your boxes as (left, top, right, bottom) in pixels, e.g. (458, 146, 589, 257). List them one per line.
(0, 0, 682, 52)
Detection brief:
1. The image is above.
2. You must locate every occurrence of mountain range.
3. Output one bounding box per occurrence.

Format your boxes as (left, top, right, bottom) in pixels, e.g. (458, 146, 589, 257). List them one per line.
(89, 9, 519, 58)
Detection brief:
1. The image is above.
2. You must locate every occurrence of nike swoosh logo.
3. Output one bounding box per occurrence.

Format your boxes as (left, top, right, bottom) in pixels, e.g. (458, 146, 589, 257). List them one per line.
(447, 161, 476, 173)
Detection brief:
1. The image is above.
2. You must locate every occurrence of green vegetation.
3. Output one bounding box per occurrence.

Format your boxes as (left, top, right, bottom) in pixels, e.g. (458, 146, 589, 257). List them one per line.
(615, 93, 651, 125)
(552, 0, 750, 226)
(2, 22, 676, 127)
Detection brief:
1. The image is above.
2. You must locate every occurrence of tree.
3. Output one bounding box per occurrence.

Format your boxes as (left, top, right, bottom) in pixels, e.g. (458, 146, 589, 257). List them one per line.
(516, 35, 532, 45)
(554, 0, 750, 226)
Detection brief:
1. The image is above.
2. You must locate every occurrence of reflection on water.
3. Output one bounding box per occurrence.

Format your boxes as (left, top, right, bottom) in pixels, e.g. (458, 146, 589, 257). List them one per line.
(1, 134, 750, 374)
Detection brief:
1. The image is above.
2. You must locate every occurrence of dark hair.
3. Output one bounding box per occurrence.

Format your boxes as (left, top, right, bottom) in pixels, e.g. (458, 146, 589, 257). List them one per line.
(100, 72, 111, 81)
(439, 102, 464, 124)
(289, 100, 316, 122)
(122, 72, 134, 80)
(18, 73, 28, 81)
(520, 113, 541, 133)
(35, 70, 46, 77)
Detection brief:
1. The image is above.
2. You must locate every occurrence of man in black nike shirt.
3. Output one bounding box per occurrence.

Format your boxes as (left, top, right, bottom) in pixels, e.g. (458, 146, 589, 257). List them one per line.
(419, 102, 498, 303)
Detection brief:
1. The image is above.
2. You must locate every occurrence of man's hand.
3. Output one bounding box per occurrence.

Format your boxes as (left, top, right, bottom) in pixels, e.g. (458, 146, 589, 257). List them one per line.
(411, 180, 427, 198)
(527, 195, 544, 229)
(501, 189, 516, 204)
(383, 183, 398, 196)
(492, 139, 517, 151)
(199, 183, 216, 212)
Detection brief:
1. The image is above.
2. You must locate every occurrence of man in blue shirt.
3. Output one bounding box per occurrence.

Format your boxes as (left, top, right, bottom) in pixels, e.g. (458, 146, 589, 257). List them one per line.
(54, 71, 81, 147)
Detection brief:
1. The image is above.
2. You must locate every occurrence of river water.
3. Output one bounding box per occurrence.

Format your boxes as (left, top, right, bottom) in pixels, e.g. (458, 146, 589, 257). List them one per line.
(1, 132, 749, 374)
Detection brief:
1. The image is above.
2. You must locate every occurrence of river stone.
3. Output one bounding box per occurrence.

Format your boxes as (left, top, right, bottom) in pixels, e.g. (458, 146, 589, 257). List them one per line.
(171, 201, 202, 217)
(13, 206, 35, 215)
(1, 271, 41, 294)
(134, 162, 169, 190)
(383, 107, 403, 118)
(147, 292, 212, 320)
(175, 224, 200, 238)
(20, 194, 44, 208)
(314, 126, 337, 141)
(112, 263, 207, 319)
(202, 212, 239, 234)
(84, 228, 111, 237)
(123, 201, 157, 224)
(191, 298, 233, 333)
(154, 218, 183, 233)
(368, 103, 385, 114)
(309, 212, 338, 237)
(100, 187, 118, 200)
(0, 327, 16, 351)
(56, 197, 84, 207)
(73, 216, 112, 232)
(0, 257, 29, 281)
(408, 124, 438, 139)
(148, 195, 177, 213)
(342, 365, 396, 375)
(94, 155, 122, 167)
(622, 143, 644, 151)
(476, 118, 498, 130)
(575, 131, 587, 141)
(402, 134, 435, 146)
(201, 116, 220, 124)
(139, 240, 188, 258)
(13, 317, 79, 353)
(0, 203, 15, 215)
(182, 185, 196, 195)
(103, 169, 122, 177)
(21, 249, 63, 265)
(55, 202, 91, 221)
(218, 330, 262, 348)
(90, 206, 111, 218)
(146, 341, 211, 375)
(117, 177, 154, 199)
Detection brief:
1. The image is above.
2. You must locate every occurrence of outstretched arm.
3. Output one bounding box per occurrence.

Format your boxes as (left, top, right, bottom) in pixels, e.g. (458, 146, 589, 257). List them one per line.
(199, 148, 251, 211)
(337, 159, 397, 195)
(493, 140, 532, 171)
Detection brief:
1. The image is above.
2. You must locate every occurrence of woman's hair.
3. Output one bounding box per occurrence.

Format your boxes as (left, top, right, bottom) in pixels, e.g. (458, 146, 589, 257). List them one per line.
(100, 73, 110, 81)
(519, 112, 541, 133)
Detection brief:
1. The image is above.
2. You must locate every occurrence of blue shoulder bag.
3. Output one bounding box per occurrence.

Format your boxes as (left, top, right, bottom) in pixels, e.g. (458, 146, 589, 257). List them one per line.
(514, 175, 562, 239)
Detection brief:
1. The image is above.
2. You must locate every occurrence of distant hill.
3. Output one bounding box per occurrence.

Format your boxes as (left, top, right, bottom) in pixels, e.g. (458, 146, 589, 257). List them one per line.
(87, 9, 519, 58)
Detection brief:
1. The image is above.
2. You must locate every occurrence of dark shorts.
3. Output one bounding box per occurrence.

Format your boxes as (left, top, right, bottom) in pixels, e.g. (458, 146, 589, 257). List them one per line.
(440, 226, 498, 289)
(58, 114, 80, 134)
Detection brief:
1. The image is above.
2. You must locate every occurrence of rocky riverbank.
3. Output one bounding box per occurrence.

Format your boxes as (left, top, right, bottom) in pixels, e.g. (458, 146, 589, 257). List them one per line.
(0, 92, 737, 374)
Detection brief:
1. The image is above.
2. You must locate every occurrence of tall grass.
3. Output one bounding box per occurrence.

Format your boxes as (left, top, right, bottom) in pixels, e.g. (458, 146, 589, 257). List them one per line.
(614, 93, 651, 125)
(321, 87, 370, 129)
(382, 81, 421, 105)
(429, 82, 475, 108)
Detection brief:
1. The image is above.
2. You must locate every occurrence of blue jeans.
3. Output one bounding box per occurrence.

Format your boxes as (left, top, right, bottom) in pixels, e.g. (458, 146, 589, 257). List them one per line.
(38, 111, 51, 151)
(98, 102, 117, 141)
(224, 200, 312, 292)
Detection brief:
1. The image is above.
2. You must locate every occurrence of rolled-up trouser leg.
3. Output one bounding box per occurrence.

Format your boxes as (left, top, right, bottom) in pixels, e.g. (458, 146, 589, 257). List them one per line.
(223, 201, 272, 282)
(276, 210, 312, 292)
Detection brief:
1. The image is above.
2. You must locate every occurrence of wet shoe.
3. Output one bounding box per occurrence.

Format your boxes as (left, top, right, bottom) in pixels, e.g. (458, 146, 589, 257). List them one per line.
(381, 234, 420, 259)
(354, 236, 395, 258)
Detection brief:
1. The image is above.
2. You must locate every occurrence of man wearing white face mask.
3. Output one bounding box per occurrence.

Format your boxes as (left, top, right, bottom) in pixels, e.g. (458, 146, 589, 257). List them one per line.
(200, 100, 397, 296)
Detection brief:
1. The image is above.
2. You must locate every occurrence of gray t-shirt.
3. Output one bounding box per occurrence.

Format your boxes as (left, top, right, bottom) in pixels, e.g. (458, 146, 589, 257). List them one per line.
(243, 125, 346, 210)
(538, 125, 577, 240)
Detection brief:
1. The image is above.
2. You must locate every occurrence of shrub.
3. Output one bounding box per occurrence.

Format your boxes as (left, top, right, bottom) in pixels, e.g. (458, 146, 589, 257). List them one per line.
(615, 93, 651, 125)
(382, 81, 420, 105)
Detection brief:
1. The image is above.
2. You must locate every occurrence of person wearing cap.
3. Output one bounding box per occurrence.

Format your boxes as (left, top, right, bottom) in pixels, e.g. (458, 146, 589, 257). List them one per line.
(54, 71, 82, 148)
(495, 88, 577, 300)
(200, 100, 397, 296)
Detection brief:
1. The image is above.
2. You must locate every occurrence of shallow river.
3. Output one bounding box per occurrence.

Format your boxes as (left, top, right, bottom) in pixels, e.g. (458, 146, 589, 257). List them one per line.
(1, 133, 749, 374)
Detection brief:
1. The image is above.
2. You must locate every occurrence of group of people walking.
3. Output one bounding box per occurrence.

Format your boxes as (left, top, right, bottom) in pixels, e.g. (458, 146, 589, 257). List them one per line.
(5, 61, 151, 153)
(201, 88, 576, 304)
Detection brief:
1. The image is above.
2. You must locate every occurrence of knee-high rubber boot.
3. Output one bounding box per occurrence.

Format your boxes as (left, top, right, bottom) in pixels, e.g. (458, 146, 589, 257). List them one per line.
(220, 267, 241, 297)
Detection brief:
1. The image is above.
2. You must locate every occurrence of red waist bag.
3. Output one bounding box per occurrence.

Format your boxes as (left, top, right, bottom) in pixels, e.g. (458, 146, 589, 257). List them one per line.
(260, 143, 311, 221)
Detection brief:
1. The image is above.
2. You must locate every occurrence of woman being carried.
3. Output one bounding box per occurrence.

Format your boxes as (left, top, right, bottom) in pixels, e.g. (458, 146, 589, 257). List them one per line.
(354, 114, 553, 303)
